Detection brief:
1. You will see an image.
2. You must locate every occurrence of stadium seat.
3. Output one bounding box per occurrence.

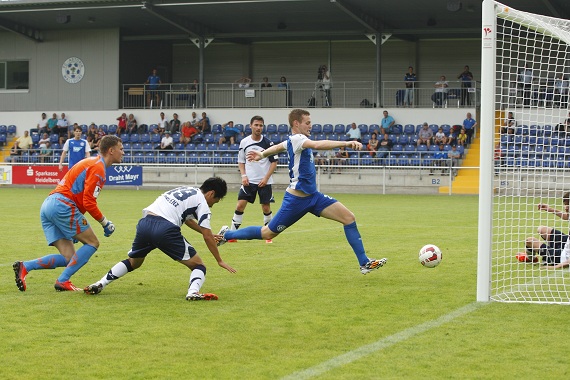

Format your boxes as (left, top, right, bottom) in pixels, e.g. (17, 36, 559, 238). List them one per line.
(108, 124, 118, 135)
(172, 133, 180, 143)
(229, 143, 239, 150)
(144, 152, 156, 163)
(203, 133, 214, 144)
(212, 124, 222, 134)
(150, 133, 161, 144)
(369, 124, 380, 134)
(392, 124, 402, 134)
(278, 124, 289, 134)
(7, 125, 17, 135)
(120, 134, 129, 142)
(140, 133, 150, 143)
(404, 124, 415, 136)
(129, 134, 140, 143)
(0, 125, 6, 134)
(441, 124, 451, 134)
(323, 124, 333, 134)
(397, 134, 409, 145)
(266, 124, 277, 134)
(269, 133, 281, 144)
(0, 134, 6, 145)
(311, 124, 322, 134)
(142, 143, 153, 151)
(358, 124, 369, 133)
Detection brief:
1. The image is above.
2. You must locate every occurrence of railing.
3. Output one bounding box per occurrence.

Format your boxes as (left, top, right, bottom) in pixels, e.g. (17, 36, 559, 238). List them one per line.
(382, 80, 480, 108)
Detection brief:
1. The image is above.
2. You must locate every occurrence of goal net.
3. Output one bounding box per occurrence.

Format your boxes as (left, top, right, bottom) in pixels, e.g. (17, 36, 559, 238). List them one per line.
(479, 0, 570, 304)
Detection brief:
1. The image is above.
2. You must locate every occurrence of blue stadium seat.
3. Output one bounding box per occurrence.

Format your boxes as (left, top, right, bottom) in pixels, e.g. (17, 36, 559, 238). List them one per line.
(203, 133, 214, 144)
(229, 143, 239, 150)
(403, 124, 415, 136)
(278, 124, 289, 134)
(0, 125, 6, 134)
(358, 124, 369, 133)
(150, 133, 161, 144)
(142, 143, 153, 151)
(392, 124, 402, 134)
(234, 124, 244, 132)
(212, 124, 222, 134)
(7, 125, 17, 135)
(144, 152, 156, 163)
(266, 124, 277, 134)
(333, 124, 345, 134)
(369, 124, 380, 134)
(441, 124, 451, 134)
(120, 134, 129, 142)
(172, 133, 180, 143)
(311, 124, 322, 134)
(129, 134, 140, 143)
(323, 124, 333, 134)
(397, 134, 409, 145)
(108, 124, 118, 135)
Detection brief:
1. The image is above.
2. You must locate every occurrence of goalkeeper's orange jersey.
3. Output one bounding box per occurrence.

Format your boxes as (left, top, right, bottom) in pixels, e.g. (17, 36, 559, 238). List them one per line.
(50, 156, 106, 221)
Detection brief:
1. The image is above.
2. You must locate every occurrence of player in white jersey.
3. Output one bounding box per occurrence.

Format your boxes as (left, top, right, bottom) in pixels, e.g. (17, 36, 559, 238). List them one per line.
(228, 115, 278, 244)
(219, 109, 387, 275)
(84, 177, 236, 300)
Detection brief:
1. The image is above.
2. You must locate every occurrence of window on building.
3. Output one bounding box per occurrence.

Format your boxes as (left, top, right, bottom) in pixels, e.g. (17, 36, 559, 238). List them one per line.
(0, 60, 29, 89)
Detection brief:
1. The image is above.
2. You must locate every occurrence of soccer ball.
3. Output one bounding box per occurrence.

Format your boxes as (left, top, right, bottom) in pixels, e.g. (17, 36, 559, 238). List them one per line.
(419, 244, 442, 268)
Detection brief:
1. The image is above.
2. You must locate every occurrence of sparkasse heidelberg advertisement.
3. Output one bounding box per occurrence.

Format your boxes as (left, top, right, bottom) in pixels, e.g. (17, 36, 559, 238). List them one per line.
(11, 165, 142, 186)
(106, 165, 143, 186)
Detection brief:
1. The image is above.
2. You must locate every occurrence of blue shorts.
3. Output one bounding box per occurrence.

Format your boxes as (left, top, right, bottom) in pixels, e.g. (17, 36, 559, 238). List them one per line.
(267, 191, 337, 234)
(40, 193, 90, 245)
(128, 215, 197, 261)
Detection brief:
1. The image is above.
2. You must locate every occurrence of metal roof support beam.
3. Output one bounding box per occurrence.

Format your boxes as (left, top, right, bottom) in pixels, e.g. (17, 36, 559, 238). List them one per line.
(0, 18, 43, 42)
(141, 1, 203, 39)
(330, 0, 383, 33)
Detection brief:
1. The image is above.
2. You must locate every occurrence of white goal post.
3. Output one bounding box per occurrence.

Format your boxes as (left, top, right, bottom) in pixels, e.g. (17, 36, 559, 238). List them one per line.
(479, 0, 570, 304)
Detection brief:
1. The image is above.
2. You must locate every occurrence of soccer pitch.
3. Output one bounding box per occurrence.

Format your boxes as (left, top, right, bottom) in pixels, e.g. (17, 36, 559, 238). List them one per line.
(1, 187, 568, 379)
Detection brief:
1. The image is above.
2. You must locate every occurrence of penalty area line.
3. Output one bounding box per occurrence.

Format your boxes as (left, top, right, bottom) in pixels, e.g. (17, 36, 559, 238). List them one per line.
(281, 302, 487, 380)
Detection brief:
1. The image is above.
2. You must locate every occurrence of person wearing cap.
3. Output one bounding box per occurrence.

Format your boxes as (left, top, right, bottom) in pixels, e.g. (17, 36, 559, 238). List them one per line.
(417, 122, 433, 148)
(160, 130, 174, 150)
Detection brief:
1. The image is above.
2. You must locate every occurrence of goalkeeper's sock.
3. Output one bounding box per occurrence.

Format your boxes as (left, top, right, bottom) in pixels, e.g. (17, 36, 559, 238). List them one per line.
(188, 265, 206, 295)
(230, 211, 244, 231)
(263, 211, 273, 226)
(224, 226, 263, 241)
(57, 244, 97, 282)
(100, 259, 133, 286)
(24, 254, 68, 271)
(344, 222, 369, 266)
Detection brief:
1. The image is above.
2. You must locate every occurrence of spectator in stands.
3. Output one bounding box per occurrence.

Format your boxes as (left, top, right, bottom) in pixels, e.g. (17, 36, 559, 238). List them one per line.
(334, 146, 349, 174)
(116, 113, 127, 136)
(260, 77, 272, 88)
(315, 150, 332, 172)
(518, 64, 533, 106)
(180, 121, 198, 145)
(59, 125, 91, 170)
(380, 110, 395, 135)
(235, 76, 252, 88)
(377, 133, 393, 158)
(145, 68, 162, 107)
(554, 75, 568, 108)
(502, 111, 516, 135)
(196, 112, 211, 133)
(433, 127, 447, 146)
(87, 123, 97, 141)
(126, 114, 138, 136)
(556, 111, 570, 137)
(189, 111, 200, 127)
(457, 128, 468, 146)
(403, 66, 417, 107)
(367, 132, 380, 157)
(430, 144, 448, 175)
(38, 132, 50, 148)
(218, 121, 241, 146)
(346, 122, 362, 142)
(190, 78, 198, 107)
(37, 112, 48, 134)
(462, 112, 477, 144)
(169, 113, 181, 134)
(320, 64, 332, 107)
(457, 65, 474, 106)
(39, 140, 52, 163)
(156, 112, 168, 135)
(159, 131, 174, 150)
(494, 142, 504, 174)
(417, 122, 433, 148)
(10, 130, 33, 155)
(278, 76, 290, 106)
(55, 113, 69, 142)
(432, 75, 449, 107)
(447, 126, 458, 146)
(47, 113, 58, 134)
(516, 193, 570, 265)
(448, 145, 461, 176)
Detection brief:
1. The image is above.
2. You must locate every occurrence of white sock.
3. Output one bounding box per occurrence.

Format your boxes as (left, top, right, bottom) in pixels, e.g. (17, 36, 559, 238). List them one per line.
(231, 212, 244, 231)
(99, 261, 129, 286)
(187, 267, 206, 295)
(263, 211, 273, 226)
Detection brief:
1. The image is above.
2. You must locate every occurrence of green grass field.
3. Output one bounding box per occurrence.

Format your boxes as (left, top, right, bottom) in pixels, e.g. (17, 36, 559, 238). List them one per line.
(1, 187, 569, 379)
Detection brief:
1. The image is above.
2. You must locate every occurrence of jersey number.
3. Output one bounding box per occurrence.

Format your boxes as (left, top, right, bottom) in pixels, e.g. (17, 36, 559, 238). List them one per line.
(165, 188, 197, 201)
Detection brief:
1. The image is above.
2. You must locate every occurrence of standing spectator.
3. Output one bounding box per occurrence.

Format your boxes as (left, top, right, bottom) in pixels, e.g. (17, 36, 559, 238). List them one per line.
(145, 68, 162, 108)
(554, 75, 568, 108)
(83, 177, 236, 300)
(156, 112, 168, 135)
(380, 110, 395, 135)
(403, 66, 417, 107)
(126, 114, 138, 136)
(502, 111, 516, 135)
(278, 76, 291, 106)
(189, 78, 198, 107)
(462, 112, 477, 144)
(12, 135, 123, 292)
(10, 130, 33, 155)
(116, 113, 127, 136)
(457, 65, 474, 106)
(260, 77, 272, 88)
(47, 113, 58, 134)
(180, 121, 198, 145)
(218, 121, 241, 146)
(37, 112, 48, 134)
(235, 76, 252, 88)
(433, 75, 449, 107)
(320, 64, 332, 107)
(169, 113, 181, 134)
(159, 131, 174, 150)
(518, 64, 533, 106)
(376, 133, 393, 158)
(59, 125, 91, 170)
(55, 113, 69, 142)
(218, 108, 387, 275)
(345, 122, 362, 142)
(417, 122, 433, 148)
(367, 132, 380, 157)
(457, 128, 468, 146)
(227, 115, 277, 244)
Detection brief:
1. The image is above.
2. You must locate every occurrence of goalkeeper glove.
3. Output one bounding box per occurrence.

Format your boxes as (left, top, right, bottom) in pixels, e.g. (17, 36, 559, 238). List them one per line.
(99, 217, 115, 237)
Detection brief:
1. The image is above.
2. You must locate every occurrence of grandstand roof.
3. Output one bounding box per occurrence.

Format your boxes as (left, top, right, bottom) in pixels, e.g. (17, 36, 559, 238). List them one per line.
(0, 0, 569, 43)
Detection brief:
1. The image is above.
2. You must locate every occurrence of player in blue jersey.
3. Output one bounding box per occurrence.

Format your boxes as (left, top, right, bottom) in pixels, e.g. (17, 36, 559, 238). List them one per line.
(218, 108, 387, 275)
(59, 125, 91, 170)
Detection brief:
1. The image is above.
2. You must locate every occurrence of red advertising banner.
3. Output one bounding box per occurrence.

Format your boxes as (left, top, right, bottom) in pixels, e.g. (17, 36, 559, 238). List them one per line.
(12, 165, 68, 185)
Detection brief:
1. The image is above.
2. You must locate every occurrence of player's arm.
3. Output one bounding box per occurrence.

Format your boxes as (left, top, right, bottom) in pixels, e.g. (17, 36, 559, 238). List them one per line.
(249, 142, 286, 161)
(537, 203, 569, 220)
(82, 163, 114, 236)
(304, 139, 362, 151)
(58, 142, 69, 170)
(198, 225, 237, 274)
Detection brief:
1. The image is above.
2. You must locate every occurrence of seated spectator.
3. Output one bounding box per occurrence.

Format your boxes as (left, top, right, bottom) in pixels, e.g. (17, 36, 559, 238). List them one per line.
(367, 132, 380, 157)
(315, 150, 332, 172)
(87, 123, 98, 141)
(55, 113, 69, 142)
(260, 77, 272, 88)
(189, 111, 200, 126)
(37, 113, 48, 134)
(556, 111, 570, 137)
(457, 128, 468, 146)
(47, 113, 58, 134)
(377, 133, 393, 158)
(417, 122, 433, 148)
(218, 121, 241, 145)
(39, 141, 52, 163)
(180, 121, 198, 145)
(334, 146, 349, 174)
(494, 142, 505, 174)
(160, 131, 174, 150)
(430, 144, 449, 174)
(380, 110, 395, 135)
(38, 132, 50, 150)
(169, 113, 181, 135)
(195, 112, 211, 133)
(10, 130, 33, 155)
(156, 112, 168, 135)
(127, 114, 138, 136)
(116, 113, 128, 135)
(432, 75, 449, 107)
(448, 145, 461, 176)
(433, 127, 447, 145)
(346, 122, 362, 142)
(501, 112, 516, 135)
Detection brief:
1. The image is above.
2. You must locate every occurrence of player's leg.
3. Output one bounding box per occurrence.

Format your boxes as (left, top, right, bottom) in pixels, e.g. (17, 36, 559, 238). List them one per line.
(259, 185, 275, 243)
(181, 255, 218, 301)
(230, 199, 249, 231)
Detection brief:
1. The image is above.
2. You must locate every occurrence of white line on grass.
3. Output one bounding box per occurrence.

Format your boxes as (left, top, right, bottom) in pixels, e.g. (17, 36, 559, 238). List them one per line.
(281, 302, 487, 380)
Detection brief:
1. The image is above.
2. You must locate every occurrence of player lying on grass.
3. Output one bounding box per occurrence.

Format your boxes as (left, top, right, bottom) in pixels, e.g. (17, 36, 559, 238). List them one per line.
(217, 108, 387, 275)
(84, 177, 236, 301)
(13, 135, 123, 292)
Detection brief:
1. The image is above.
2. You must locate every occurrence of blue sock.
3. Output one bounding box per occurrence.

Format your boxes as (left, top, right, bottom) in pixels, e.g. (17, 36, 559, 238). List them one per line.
(344, 222, 369, 266)
(24, 254, 68, 271)
(225, 226, 263, 240)
(57, 244, 97, 282)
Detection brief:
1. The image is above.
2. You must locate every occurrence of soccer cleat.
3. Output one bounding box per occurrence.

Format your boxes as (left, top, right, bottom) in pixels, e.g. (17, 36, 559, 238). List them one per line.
(265, 239, 273, 244)
(13, 261, 28, 292)
(360, 258, 388, 274)
(217, 225, 229, 246)
(516, 253, 539, 263)
(84, 283, 104, 295)
(186, 292, 219, 301)
(228, 239, 238, 243)
(54, 280, 82, 292)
